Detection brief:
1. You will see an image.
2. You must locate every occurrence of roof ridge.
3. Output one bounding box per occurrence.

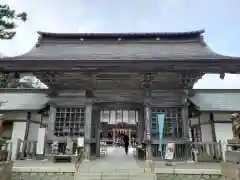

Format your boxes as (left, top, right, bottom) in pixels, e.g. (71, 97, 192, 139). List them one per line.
(37, 29, 204, 36)
(35, 30, 205, 47)
(35, 30, 204, 46)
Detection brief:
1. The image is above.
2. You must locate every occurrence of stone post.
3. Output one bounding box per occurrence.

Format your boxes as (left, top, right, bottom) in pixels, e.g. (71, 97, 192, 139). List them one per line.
(84, 100, 93, 160)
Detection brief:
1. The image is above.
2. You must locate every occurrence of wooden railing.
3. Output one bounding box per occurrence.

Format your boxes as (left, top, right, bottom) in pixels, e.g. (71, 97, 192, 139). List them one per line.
(0, 139, 12, 161)
(136, 141, 223, 162)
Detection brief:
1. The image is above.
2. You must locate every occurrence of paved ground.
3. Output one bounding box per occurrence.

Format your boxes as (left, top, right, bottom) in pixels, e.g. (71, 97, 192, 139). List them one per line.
(13, 146, 221, 173)
(78, 146, 140, 171)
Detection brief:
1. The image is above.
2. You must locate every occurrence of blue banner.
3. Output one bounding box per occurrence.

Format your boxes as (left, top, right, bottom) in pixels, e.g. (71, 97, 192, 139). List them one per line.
(157, 113, 165, 151)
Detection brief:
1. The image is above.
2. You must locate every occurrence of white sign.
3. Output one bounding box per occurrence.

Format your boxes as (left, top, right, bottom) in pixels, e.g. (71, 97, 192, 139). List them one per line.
(164, 143, 175, 160)
(36, 128, 46, 155)
(66, 137, 73, 151)
(77, 137, 84, 147)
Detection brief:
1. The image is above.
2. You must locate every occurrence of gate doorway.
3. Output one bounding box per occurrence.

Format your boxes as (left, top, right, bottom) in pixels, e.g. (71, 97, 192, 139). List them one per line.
(99, 109, 139, 145)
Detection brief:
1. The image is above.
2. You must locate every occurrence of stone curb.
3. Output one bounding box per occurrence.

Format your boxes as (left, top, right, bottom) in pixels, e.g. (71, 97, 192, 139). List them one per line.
(13, 166, 75, 173)
(12, 166, 221, 175)
(155, 168, 221, 175)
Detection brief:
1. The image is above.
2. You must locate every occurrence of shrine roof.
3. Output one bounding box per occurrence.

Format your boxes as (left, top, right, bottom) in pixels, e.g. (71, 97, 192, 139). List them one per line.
(0, 90, 49, 111)
(190, 89, 240, 112)
(2, 29, 232, 61)
(1, 29, 240, 72)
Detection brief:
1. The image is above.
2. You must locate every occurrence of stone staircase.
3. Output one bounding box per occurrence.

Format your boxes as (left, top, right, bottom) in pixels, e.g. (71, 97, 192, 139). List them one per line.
(74, 147, 156, 179)
(75, 172, 157, 180)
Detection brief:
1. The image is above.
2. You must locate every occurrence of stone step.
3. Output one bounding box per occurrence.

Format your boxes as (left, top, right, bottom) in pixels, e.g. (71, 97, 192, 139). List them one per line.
(78, 168, 147, 173)
(75, 172, 157, 180)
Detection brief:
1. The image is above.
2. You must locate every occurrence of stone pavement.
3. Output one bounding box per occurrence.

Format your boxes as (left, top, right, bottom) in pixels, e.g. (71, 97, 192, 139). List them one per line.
(78, 146, 140, 172)
(77, 146, 221, 174)
(12, 146, 222, 174)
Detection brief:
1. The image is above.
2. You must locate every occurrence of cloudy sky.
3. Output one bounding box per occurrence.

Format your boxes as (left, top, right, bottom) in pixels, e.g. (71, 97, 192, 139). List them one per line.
(0, 0, 240, 89)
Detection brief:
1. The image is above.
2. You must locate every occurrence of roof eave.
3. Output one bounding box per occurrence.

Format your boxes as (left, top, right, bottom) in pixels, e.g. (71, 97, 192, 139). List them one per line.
(199, 109, 240, 112)
(0, 109, 44, 112)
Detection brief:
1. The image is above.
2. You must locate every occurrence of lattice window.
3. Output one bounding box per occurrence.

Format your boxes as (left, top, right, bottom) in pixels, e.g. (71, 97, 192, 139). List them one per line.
(128, 110, 137, 124)
(151, 107, 181, 138)
(116, 110, 123, 122)
(100, 110, 139, 124)
(54, 107, 85, 137)
(101, 110, 110, 123)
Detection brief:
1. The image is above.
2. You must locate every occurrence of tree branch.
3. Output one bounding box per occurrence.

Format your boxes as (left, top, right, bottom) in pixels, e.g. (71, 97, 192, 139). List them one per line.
(0, 4, 27, 39)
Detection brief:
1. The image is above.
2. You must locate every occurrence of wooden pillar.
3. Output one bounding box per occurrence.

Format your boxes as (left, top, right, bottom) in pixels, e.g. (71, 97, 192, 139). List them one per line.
(103, 126, 108, 139)
(113, 128, 116, 145)
(144, 100, 152, 161)
(21, 112, 31, 159)
(128, 129, 132, 146)
(84, 100, 93, 160)
(92, 105, 101, 157)
(143, 73, 153, 162)
(95, 113, 101, 157)
(138, 108, 144, 143)
(182, 92, 189, 139)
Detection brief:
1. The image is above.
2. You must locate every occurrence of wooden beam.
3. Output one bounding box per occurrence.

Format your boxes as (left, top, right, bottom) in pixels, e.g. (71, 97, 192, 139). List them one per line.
(1, 59, 240, 73)
(35, 71, 187, 90)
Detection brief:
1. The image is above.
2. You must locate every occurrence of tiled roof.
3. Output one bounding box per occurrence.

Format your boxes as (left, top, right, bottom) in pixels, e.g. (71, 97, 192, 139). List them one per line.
(0, 92, 49, 111)
(189, 90, 240, 111)
(2, 30, 230, 61)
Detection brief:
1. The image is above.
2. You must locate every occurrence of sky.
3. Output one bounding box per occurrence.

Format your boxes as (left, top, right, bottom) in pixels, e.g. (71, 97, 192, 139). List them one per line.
(0, 0, 240, 89)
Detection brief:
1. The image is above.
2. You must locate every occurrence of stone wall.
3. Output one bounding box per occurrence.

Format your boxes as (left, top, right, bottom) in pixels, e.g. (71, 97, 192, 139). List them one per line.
(12, 172, 75, 180)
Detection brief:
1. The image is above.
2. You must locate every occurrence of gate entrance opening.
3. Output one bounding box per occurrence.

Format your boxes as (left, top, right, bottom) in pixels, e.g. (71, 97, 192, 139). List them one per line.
(100, 109, 139, 145)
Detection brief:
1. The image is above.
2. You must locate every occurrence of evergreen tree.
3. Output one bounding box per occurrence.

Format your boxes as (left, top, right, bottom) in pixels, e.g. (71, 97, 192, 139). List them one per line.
(0, 4, 27, 39)
(0, 5, 29, 88)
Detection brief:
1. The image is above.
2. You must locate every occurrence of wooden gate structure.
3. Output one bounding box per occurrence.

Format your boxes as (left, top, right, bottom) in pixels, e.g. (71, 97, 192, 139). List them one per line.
(1, 30, 240, 160)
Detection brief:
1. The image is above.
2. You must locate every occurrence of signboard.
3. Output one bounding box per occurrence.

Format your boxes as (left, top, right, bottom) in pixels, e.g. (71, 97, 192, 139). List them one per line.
(36, 128, 46, 155)
(66, 136, 73, 152)
(164, 143, 175, 160)
(77, 137, 84, 147)
(157, 113, 165, 151)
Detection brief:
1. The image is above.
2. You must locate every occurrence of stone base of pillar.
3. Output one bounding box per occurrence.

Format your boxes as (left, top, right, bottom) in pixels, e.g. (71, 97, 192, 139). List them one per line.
(84, 144, 91, 160)
(35, 154, 44, 160)
(145, 145, 152, 160)
(145, 159, 154, 172)
(82, 159, 90, 162)
(165, 161, 176, 166)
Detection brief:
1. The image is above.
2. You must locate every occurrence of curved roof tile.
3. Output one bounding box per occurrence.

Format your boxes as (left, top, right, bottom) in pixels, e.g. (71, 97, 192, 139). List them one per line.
(38, 29, 205, 41)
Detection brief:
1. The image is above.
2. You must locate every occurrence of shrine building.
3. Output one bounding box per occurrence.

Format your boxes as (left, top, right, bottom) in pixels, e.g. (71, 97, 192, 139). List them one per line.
(1, 30, 240, 160)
